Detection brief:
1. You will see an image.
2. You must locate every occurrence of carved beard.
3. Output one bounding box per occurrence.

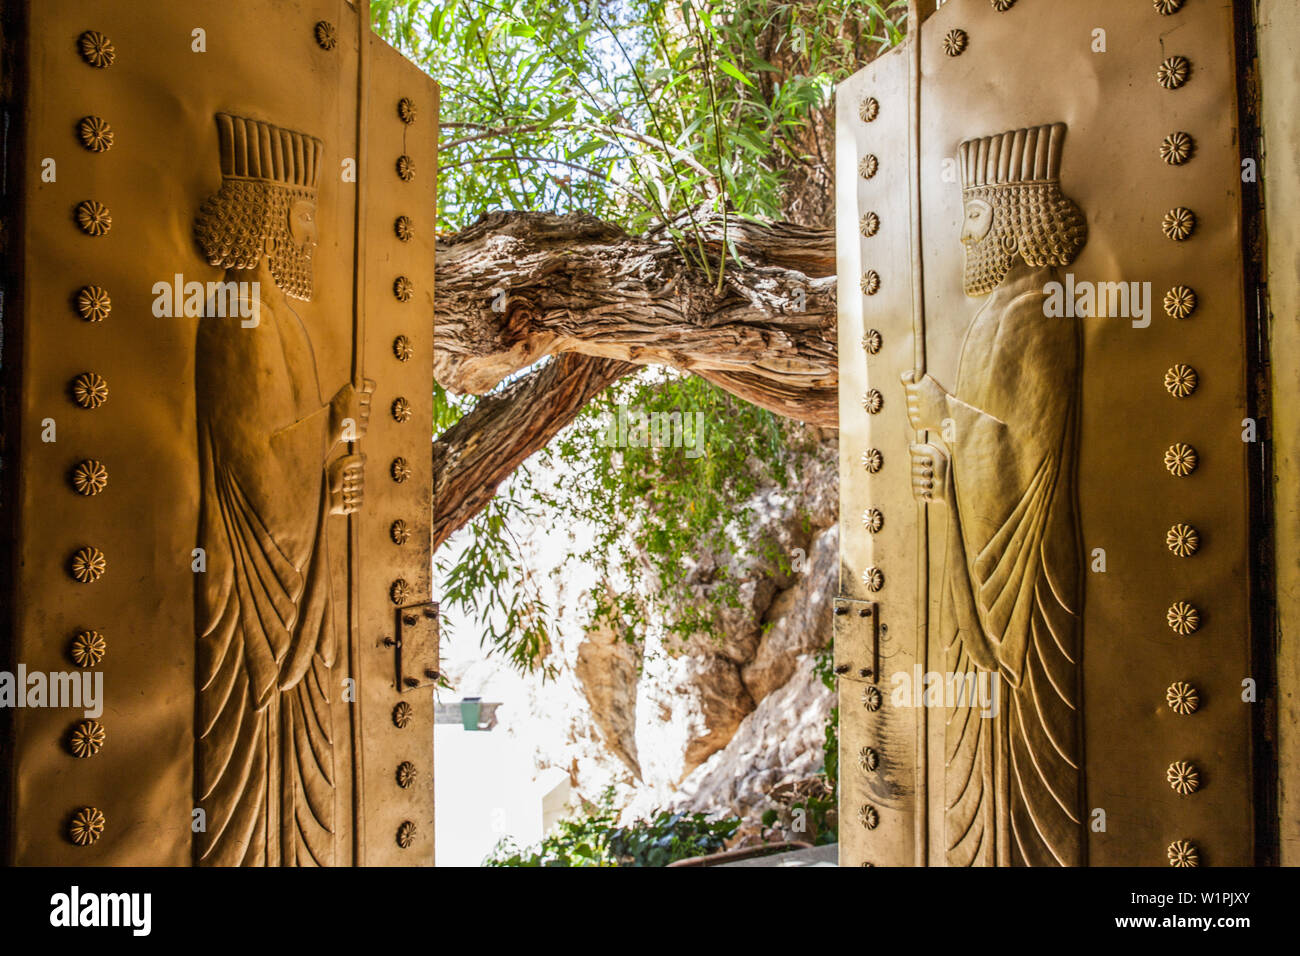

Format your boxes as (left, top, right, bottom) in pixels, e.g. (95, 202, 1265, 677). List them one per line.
(269, 239, 314, 302)
(962, 226, 1016, 297)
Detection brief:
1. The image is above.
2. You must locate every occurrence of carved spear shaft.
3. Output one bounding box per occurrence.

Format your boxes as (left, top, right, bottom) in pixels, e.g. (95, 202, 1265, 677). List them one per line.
(348, 0, 373, 867)
(906, 0, 930, 867)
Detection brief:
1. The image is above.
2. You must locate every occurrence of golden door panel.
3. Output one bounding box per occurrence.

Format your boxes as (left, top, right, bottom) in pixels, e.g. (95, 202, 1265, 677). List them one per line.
(837, 0, 1254, 866)
(835, 39, 921, 869)
(355, 35, 438, 868)
(2, 0, 436, 865)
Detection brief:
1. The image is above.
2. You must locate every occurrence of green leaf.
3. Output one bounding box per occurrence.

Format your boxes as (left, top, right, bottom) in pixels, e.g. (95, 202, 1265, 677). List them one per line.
(715, 58, 755, 88)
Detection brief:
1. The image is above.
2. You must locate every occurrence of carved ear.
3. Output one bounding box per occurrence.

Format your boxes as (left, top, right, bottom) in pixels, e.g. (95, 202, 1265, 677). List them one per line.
(1000, 234, 1019, 257)
(264, 234, 278, 257)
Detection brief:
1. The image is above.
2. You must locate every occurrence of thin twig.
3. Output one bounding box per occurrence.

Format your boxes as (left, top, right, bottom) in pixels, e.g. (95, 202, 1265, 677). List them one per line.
(442, 152, 655, 211)
(443, 120, 718, 192)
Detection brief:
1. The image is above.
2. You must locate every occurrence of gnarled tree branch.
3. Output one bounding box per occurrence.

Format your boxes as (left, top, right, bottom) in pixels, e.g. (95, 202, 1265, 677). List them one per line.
(433, 352, 635, 551)
(434, 210, 838, 427)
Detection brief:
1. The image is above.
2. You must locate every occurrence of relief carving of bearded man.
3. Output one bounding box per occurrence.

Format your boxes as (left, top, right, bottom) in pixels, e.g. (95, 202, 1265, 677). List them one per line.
(902, 123, 1088, 866)
(192, 113, 373, 865)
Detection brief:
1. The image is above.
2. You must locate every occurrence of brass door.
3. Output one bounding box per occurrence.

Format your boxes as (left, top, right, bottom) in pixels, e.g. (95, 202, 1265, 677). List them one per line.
(836, 0, 1259, 867)
(0, 0, 436, 865)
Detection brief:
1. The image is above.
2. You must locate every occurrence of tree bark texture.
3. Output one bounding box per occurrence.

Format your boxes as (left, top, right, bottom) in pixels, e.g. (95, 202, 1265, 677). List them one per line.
(431, 210, 838, 548)
(435, 210, 837, 424)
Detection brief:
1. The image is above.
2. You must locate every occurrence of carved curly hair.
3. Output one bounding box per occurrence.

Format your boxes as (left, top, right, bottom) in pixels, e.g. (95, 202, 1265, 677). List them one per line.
(963, 182, 1088, 296)
(195, 179, 273, 270)
(194, 179, 315, 300)
(983, 182, 1088, 266)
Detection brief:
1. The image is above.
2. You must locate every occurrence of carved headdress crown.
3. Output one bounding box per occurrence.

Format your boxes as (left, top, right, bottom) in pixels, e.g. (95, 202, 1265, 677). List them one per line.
(959, 122, 1068, 191)
(214, 112, 322, 190)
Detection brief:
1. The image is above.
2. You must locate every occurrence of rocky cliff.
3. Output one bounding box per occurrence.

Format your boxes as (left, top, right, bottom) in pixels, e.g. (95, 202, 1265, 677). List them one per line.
(573, 429, 839, 818)
(452, 428, 839, 831)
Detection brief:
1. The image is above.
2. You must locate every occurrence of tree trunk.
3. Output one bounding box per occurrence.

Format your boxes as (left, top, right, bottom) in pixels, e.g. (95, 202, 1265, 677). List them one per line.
(432, 352, 635, 550)
(431, 210, 838, 548)
(435, 210, 838, 425)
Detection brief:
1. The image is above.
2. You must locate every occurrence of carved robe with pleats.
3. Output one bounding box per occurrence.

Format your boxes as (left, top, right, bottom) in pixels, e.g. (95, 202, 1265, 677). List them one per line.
(194, 291, 337, 866)
(941, 264, 1084, 867)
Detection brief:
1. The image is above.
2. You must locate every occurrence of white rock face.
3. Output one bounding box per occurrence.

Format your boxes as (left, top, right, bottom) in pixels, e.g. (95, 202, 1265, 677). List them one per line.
(744, 523, 839, 701)
(661, 653, 834, 821)
(437, 427, 838, 835)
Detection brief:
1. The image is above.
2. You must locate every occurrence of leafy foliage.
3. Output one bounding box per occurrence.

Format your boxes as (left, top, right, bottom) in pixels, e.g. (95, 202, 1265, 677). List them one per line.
(436, 496, 556, 676)
(823, 705, 839, 794)
(376, 0, 903, 239)
(813, 643, 839, 842)
(531, 369, 815, 647)
(484, 788, 740, 866)
(760, 774, 836, 846)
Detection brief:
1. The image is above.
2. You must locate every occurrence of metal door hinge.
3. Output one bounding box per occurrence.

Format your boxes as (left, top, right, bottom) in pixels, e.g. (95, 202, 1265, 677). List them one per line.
(833, 597, 878, 684)
(394, 601, 440, 692)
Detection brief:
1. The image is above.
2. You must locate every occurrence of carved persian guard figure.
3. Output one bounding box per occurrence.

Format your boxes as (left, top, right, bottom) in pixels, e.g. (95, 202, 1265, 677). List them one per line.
(192, 113, 373, 865)
(903, 123, 1087, 866)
